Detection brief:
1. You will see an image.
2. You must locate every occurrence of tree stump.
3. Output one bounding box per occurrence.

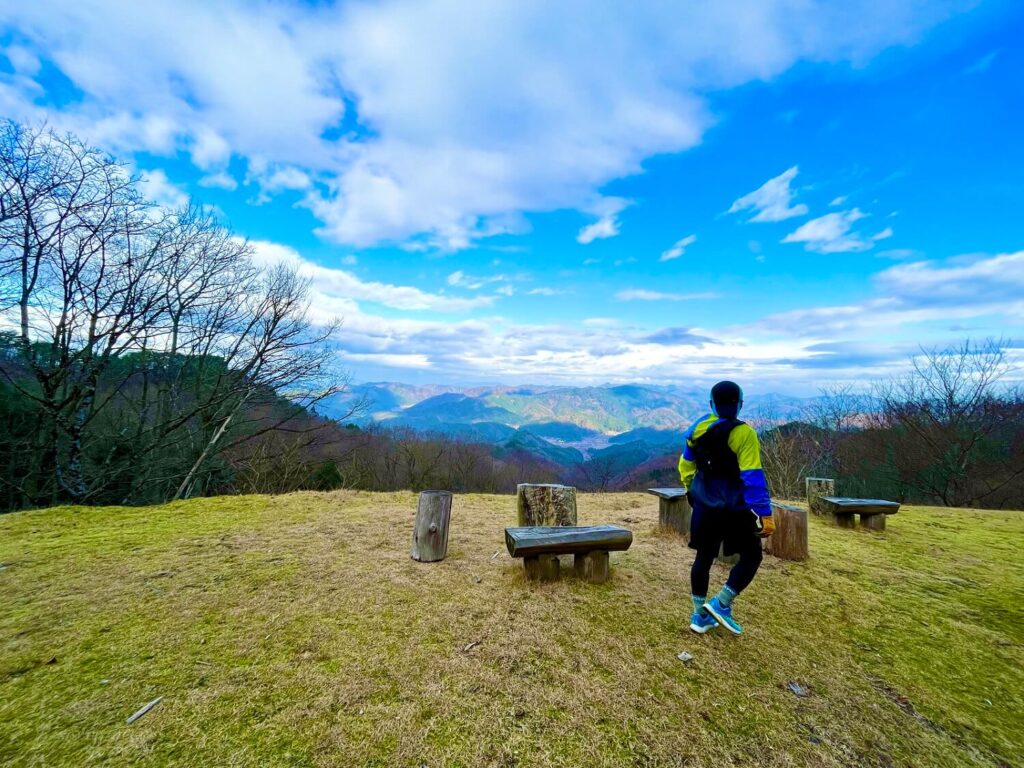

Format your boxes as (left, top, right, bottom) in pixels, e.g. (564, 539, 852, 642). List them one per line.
(410, 490, 453, 562)
(574, 550, 610, 583)
(516, 484, 577, 527)
(805, 477, 835, 517)
(764, 502, 809, 561)
(524, 554, 560, 582)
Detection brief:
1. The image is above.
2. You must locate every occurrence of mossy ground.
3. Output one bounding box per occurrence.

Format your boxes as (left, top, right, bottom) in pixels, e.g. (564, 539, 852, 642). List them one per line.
(1, 492, 1021, 767)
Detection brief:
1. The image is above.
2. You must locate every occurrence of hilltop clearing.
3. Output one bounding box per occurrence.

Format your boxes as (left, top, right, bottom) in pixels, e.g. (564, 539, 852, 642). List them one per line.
(1, 494, 1021, 767)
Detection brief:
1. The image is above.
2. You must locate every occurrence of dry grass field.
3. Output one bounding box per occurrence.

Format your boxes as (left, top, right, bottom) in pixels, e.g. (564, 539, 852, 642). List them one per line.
(1, 492, 1021, 767)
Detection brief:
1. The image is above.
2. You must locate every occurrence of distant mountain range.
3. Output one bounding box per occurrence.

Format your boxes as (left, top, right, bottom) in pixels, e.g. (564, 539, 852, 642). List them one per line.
(318, 382, 817, 473)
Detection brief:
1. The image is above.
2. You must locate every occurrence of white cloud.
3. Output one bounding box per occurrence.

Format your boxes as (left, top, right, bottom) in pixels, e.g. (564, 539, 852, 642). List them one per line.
(829, 196, 847, 207)
(576, 197, 630, 244)
(0, 1, 972, 249)
(728, 166, 809, 223)
(872, 227, 894, 241)
(3, 45, 41, 75)
(232, 249, 1024, 388)
(137, 168, 189, 209)
(341, 255, 357, 266)
(447, 270, 516, 290)
(781, 208, 873, 253)
(190, 126, 231, 169)
(246, 239, 496, 314)
(528, 287, 567, 296)
(876, 251, 1024, 306)
(616, 289, 720, 302)
(198, 171, 238, 191)
(964, 50, 999, 75)
(577, 215, 620, 245)
(754, 251, 1024, 340)
(340, 352, 433, 369)
(262, 166, 312, 191)
(660, 234, 697, 262)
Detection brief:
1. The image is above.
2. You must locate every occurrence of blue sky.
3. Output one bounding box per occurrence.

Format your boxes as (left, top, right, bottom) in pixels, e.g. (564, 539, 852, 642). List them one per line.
(1, 0, 1022, 393)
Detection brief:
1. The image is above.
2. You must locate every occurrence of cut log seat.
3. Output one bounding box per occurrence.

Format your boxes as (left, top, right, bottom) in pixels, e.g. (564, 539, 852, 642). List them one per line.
(504, 525, 633, 583)
(764, 501, 809, 561)
(819, 496, 900, 531)
(647, 487, 691, 535)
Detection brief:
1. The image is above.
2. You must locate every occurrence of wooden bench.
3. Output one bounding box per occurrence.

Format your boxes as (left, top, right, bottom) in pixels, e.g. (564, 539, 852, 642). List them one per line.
(819, 496, 900, 531)
(647, 487, 690, 534)
(504, 525, 633, 583)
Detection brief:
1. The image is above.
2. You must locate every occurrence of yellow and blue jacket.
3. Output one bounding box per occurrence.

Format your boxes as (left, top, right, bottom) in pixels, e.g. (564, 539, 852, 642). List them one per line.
(678, 413, 772, 516)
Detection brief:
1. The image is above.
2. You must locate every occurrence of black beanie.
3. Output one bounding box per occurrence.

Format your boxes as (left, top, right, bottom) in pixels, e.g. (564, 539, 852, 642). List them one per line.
(711, 380, 743, 419)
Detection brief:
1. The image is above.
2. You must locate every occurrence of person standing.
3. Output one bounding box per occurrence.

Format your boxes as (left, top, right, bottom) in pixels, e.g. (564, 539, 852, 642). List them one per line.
(678, 381, 774, 635)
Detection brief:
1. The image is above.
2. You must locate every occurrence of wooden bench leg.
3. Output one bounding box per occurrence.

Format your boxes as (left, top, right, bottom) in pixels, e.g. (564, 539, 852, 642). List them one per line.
(574, 550, 610, 583)
(861, 513, 886, 531)
(524, 554, 560, 582)
(834, 513, 857, 529)
(659, 498, 691, 535)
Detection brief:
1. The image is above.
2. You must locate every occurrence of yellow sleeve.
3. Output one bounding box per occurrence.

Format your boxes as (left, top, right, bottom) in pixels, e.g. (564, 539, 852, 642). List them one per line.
(727, 423, 763, 471)
(678, 413, 716, 488)
(678, 450, 696, 488)
(728, 423, 772, 515)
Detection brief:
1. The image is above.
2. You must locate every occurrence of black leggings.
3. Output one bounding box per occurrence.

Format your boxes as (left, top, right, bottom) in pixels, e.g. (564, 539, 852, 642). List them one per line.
(690, 536, 763, 597)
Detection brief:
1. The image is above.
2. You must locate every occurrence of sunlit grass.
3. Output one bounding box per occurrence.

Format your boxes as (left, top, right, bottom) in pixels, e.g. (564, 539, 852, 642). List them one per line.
(1, 492, 1021, 766)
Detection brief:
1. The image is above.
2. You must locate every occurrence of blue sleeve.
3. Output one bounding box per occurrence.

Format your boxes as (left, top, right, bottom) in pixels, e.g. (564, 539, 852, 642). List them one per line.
(739, 469, 772, 516)
(729, 425, 772, 516)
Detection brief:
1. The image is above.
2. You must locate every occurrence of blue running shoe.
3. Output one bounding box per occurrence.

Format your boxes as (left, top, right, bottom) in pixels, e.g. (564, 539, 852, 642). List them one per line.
(704, 597, 743, 635)
(689, 611, 718, 634)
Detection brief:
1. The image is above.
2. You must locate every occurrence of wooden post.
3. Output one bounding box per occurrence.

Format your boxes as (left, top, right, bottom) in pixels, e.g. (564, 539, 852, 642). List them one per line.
(524, 554, 560, 582)
(574, 551, 610, 583)
(410, 490, 453, 562)
(764, 502, 809, 561)
(805, 477, 835, 517)
(516, 484, 577, 527)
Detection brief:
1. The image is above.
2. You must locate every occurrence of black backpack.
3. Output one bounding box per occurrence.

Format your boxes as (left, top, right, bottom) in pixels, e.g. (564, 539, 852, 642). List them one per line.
(688, 418, 746, 511)
(693, 418, 743, 482)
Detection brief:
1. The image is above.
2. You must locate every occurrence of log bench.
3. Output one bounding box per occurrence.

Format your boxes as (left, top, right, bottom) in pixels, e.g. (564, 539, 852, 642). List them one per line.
(504, 525, 633, 583)
(819, 496, 900, 531)
(647, 487, 690, 535)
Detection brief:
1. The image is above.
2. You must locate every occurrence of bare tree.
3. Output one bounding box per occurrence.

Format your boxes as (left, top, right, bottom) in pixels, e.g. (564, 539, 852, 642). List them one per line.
(0, 121, 359, 508)
(805, 384, 869, 479)
(748, 402, 819, 499)
(875, 339, 1020, 507)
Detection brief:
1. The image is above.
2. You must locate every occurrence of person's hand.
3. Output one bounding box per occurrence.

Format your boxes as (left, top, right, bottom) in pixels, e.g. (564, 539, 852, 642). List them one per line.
(752, 511, 775, 538)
